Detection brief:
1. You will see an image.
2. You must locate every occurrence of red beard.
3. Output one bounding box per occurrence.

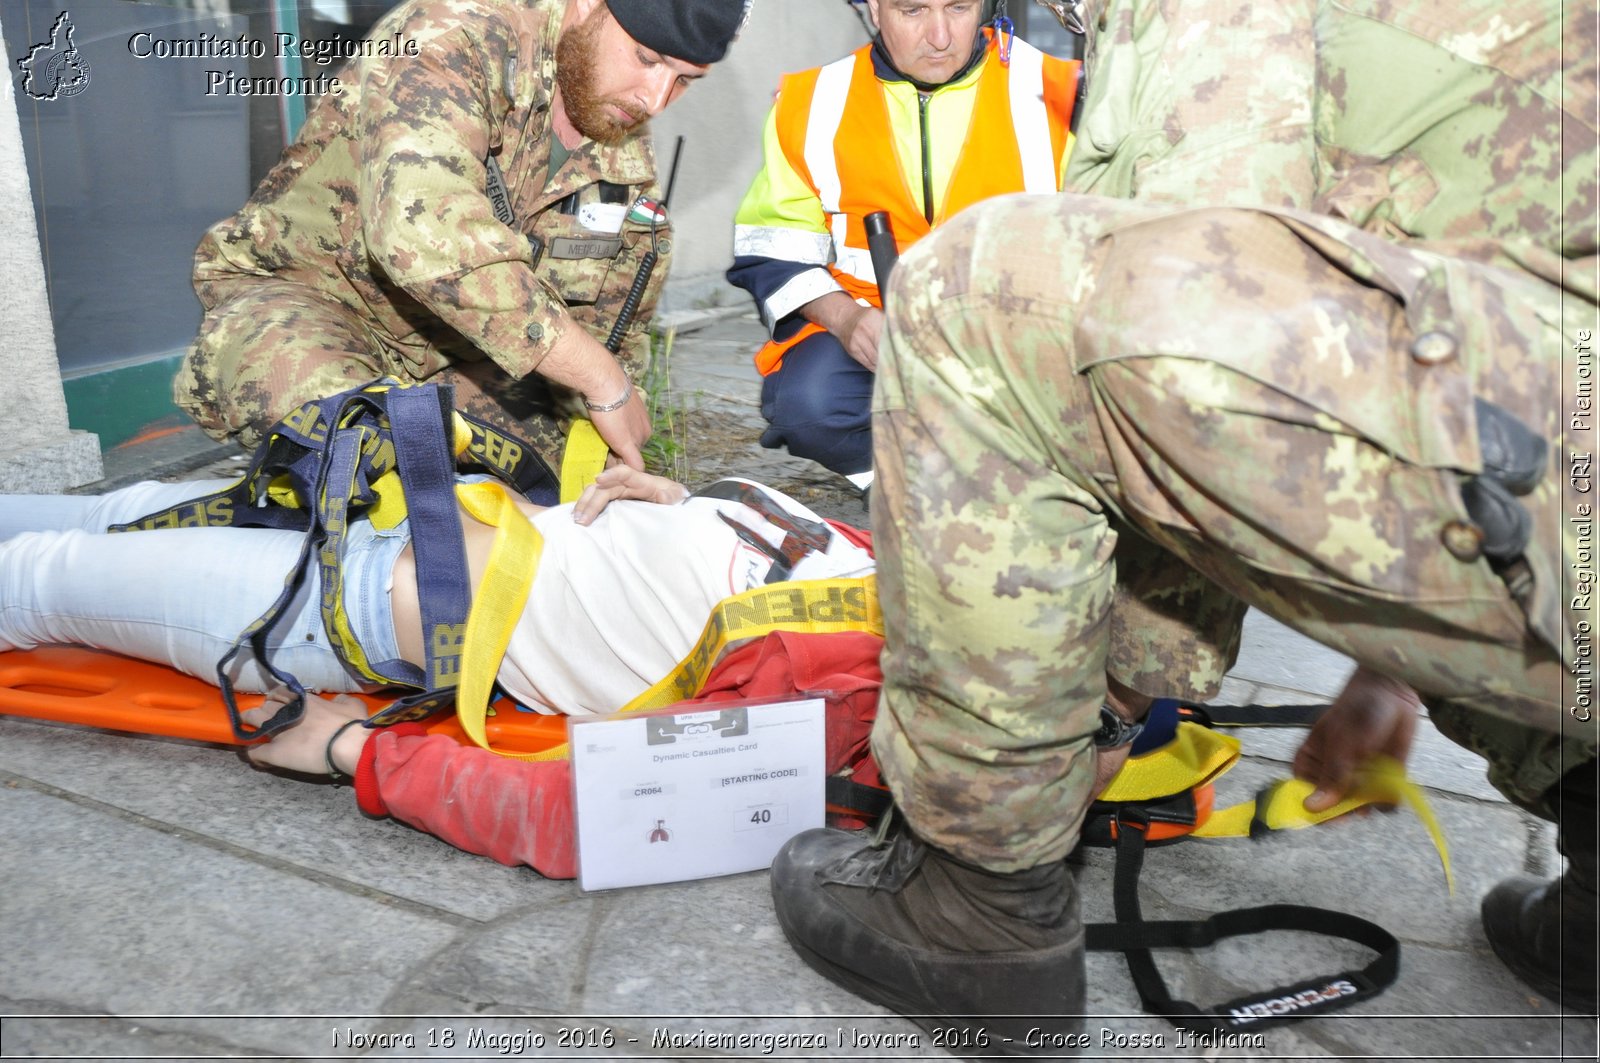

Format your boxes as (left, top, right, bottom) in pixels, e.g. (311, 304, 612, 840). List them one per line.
(555, 9, 645, 145)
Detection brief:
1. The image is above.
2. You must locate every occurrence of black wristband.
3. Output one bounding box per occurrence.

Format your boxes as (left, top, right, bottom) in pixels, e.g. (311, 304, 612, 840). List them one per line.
(325, 718, 368, 781)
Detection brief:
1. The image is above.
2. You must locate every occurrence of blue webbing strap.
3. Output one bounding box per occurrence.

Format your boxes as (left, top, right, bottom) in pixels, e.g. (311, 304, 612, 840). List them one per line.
(458, 416, 561, 507)
(120, 379, 558, 739)
(108, 381, 560, 536)
(360, 386, 477, 725)
(214, 386, 470, 740)
(106, 413, 324, 536)
(214, 397, 366, 740)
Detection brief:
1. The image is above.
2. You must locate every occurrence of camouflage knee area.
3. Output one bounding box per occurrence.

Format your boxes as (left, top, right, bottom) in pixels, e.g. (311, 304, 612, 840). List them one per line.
(1108, 530, 1246, 701)
(879, 191, 1180, 369)
(1429, 700, 1597, 820)
(178, 283, 387, 449)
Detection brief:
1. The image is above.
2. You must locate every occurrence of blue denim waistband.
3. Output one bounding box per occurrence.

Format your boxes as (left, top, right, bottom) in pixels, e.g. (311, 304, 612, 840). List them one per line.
(338, 517, 408, 673)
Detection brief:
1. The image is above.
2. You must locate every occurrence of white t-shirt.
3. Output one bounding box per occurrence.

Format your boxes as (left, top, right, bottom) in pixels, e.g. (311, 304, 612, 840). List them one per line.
(497, 482, 873, 715)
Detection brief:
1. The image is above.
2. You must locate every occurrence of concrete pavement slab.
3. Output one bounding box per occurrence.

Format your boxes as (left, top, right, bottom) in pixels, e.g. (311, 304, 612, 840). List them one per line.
(1229, 613, 1355, 697)
(0, 786, 460, 1054)
(0, 1014, 270, 1059)
(0, 715, 543, 923)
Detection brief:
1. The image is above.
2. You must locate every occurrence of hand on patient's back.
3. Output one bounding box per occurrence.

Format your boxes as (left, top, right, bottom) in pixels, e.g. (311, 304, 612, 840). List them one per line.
(572, 466, 689, 524)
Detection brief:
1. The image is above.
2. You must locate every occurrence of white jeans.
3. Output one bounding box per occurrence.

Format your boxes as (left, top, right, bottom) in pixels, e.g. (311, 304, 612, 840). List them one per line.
(0, 480, 405, 693)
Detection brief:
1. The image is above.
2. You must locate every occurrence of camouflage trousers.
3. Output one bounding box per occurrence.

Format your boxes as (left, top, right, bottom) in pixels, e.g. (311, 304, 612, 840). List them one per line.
(174, 276, 574, 469)
(870, 194, 1597, 871)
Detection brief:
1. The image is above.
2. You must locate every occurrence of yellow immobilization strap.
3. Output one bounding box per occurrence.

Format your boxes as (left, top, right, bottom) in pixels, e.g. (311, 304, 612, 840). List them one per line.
(445, 465, 880, 762)
(1097, 721, 1452, 891)
(1099, 722, 1240, 803)
(498, 577, 884, 763)
(621, 577, 883, 713)
(1194, 754, 1454, 893)
(452, 482, 543, 760)
(559, 419, 611, 504)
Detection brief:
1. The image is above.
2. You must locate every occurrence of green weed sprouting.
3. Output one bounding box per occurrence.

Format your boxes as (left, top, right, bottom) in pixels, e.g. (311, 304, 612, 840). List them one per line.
(640, 328, 687, 481)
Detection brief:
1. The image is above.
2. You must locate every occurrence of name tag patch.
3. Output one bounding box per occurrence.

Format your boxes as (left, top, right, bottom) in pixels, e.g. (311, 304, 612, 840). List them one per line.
(550, 236, 623, 260)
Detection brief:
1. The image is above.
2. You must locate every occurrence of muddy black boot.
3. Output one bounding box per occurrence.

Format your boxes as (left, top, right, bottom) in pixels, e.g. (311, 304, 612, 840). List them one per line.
(771, 826, 1085, 1057)
(1482, 761, 1598, 1014)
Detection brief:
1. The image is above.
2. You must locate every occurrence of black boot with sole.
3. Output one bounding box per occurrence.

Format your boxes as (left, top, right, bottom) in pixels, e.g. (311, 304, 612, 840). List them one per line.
(1482, 759, 1598, 1015)
(771, 825, 1085, 1057)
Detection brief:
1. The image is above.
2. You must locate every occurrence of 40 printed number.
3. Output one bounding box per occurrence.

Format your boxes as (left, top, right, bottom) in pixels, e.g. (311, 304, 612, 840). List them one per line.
(735, 803, 789, 832)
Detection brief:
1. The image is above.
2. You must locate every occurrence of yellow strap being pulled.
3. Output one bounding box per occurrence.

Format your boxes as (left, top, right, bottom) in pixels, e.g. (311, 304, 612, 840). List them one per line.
(452, 481, 544, 760)
(1099, 723, 1452, 891)
(559, 418, 610, 504)
(1194, 754, 1454, 893)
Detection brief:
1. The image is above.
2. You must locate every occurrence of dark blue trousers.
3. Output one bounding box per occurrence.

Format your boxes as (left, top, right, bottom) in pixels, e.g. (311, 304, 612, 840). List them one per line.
(758, 330, 874, 476)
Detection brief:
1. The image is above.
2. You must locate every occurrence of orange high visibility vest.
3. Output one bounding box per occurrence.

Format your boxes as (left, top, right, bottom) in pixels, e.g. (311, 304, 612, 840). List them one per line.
(756, 33, 1079, 374)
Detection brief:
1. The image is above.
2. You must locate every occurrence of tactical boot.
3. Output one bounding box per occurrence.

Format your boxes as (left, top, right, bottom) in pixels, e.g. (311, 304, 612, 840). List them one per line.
(771, 826, 1084, 1057)
(1482, 761, 1598, 1014)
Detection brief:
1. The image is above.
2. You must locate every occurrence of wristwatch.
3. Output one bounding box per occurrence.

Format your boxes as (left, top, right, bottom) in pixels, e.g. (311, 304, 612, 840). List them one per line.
(1093, 703, 1145, 750)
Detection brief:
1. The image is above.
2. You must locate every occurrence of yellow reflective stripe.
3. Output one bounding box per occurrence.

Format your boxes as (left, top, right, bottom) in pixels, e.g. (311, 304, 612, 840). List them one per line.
(452, 481, 544, 759)
(833, 228, 876, 286)
(733, 223, 835, 263)
(1193, 755, 1453, 893)
(559, 418, 609, 504)
(517, 577, 883, 762)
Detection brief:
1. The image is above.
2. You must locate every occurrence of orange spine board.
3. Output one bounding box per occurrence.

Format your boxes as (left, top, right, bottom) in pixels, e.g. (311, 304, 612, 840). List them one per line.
(0, 646, 568, 755)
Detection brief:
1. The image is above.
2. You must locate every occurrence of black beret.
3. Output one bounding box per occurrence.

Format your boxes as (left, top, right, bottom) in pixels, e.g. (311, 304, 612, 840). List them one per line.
(604, 0, 751, 65)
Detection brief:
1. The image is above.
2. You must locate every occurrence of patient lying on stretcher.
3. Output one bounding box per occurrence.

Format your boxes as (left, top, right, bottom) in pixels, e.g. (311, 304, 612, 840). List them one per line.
(0, 467, 881, 875)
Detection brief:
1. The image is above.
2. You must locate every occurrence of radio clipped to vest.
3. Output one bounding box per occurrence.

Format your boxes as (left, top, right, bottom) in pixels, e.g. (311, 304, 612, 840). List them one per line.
(110, 380, 558, 743)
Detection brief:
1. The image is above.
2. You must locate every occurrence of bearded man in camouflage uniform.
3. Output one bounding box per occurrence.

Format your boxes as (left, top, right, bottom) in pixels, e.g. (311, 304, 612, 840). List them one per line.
(771, 0, 1597, 1045)
(175, 0, 750, 474)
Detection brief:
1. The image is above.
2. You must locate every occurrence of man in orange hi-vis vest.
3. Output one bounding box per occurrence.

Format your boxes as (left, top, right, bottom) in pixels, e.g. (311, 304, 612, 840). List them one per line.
(727, 0, 1079, 491)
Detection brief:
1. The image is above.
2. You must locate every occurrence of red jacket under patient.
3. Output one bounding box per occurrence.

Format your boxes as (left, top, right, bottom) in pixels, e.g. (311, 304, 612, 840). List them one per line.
(351, 630, 885, 880)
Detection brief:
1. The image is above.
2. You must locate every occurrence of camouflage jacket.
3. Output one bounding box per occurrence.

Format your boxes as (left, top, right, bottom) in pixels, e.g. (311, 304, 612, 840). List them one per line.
(193, 0, 669, 381)
(1050, 0, 1597, 699)
(1065, 0, 1595, 294)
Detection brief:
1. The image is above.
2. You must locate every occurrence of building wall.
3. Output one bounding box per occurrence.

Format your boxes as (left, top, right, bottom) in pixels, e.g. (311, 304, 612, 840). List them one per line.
(0, 7, 101, 492)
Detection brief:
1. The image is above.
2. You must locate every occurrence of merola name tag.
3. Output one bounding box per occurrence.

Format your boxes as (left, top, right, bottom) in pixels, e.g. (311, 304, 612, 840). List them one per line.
(549, 236, 623, 260)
